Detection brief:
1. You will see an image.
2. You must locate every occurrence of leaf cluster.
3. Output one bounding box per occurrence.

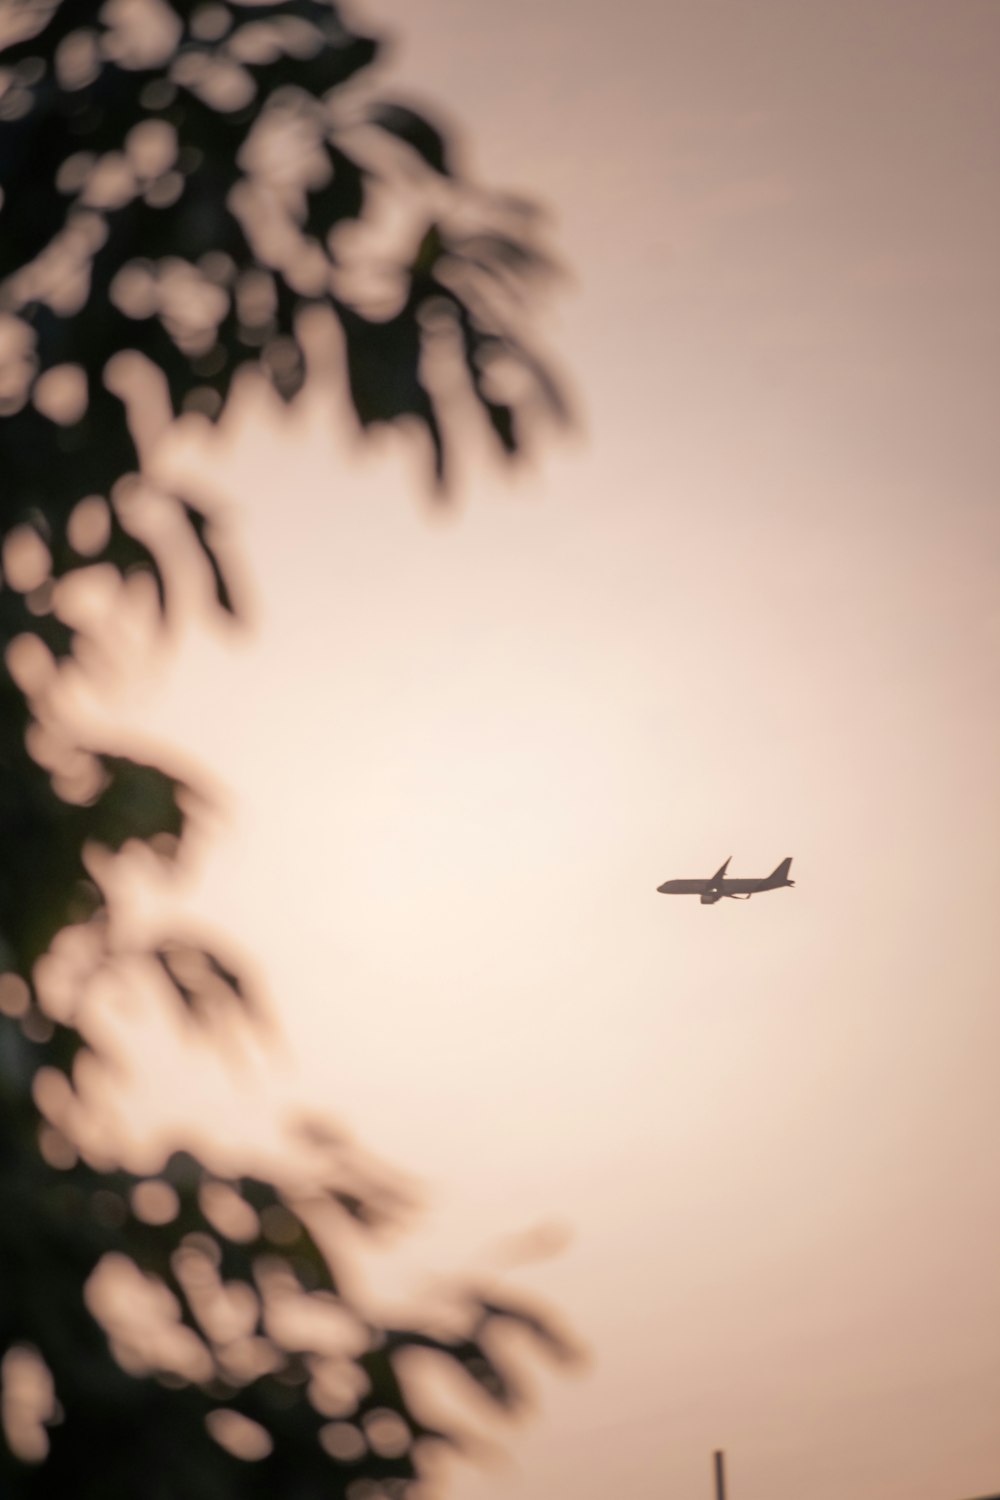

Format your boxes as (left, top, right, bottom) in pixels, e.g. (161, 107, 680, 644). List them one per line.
(0, 3, 571, 1494)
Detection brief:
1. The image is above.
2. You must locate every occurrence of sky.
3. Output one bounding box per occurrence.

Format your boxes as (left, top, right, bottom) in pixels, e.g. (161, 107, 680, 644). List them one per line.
(69, 3, 1000, 1498)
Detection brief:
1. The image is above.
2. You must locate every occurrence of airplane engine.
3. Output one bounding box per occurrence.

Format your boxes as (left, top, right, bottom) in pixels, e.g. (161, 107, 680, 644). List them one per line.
(700, 891, 722, 905)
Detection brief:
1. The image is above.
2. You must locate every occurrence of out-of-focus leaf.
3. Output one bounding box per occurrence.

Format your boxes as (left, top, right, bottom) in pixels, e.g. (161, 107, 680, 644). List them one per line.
(178, 500, 236, 616)
(476, 1296, 579, 1364)
(153, 948, 198, 1014)
(369, 102, 454, 176)
(486, 401, 517, 454)
(202, 950, 247, 1003)
(458, 231, 558, 281)
(306, 145, 367, 235)
(88, 756, 187, 850)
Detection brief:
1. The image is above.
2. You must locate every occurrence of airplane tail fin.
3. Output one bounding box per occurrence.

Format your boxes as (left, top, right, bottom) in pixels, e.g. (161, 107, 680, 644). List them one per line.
(769, 856, 794, 885)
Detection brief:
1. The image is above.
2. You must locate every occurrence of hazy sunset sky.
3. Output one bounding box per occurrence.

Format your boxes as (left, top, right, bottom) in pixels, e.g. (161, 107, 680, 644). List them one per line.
(76, 3, 1000, 1498)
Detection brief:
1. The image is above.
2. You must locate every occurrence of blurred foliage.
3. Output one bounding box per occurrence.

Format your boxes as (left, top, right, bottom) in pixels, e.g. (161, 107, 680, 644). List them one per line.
(0, 1, 570, 1494)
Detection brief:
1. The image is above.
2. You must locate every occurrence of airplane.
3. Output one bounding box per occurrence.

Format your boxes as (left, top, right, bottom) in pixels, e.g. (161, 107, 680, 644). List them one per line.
(657, 856, 794, 905)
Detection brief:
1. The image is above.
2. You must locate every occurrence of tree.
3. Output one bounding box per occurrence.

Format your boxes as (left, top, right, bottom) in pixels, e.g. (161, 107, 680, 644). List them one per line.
(0, 2, 571, 1494)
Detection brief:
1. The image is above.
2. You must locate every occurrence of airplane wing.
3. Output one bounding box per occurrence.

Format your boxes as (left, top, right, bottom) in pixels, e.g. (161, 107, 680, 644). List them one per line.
(710, 857, 731, 886)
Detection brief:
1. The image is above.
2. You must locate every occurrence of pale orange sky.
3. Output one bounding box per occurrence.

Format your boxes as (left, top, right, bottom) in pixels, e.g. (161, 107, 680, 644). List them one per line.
(67, 3, 1000, 1498)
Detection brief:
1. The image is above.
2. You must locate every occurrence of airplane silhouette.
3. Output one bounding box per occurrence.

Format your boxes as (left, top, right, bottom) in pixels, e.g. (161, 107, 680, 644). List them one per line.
(657, 856, 794, 905)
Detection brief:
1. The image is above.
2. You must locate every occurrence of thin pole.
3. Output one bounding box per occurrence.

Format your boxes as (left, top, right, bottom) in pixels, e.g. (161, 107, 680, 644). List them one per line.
(714, 1450, 727, 1500)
